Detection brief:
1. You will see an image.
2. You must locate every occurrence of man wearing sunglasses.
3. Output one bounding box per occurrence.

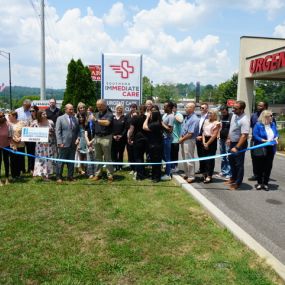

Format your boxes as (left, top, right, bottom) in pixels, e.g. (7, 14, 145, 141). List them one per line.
(226, 100, 250, 190)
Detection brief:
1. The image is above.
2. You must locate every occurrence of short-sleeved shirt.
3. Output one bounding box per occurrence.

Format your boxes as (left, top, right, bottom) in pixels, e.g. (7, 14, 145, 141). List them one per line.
(46, 107, 63, 124)
(162, 113, 174, 139)
(112, 115, 127, 137)
(15, 107, 31, 123)
(228, 113, 250, 142)
(219, 114, 232, 139)
(94, 110, 113, 137)
(181, 113, 199, 139)
(130, 115, 147, 143)
(172, 112, 183, 144)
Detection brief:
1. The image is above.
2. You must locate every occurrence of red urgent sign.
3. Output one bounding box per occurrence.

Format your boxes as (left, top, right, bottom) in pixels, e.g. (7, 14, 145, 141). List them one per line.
(89, 65, 101, 81)
(249, 51, 285, 74)
(227, 99, 236, 107)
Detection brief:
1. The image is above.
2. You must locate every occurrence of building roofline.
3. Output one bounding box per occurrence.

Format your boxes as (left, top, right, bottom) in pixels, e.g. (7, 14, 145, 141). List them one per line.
(246, 46, 285, 60)
(241, 35, 285, 41)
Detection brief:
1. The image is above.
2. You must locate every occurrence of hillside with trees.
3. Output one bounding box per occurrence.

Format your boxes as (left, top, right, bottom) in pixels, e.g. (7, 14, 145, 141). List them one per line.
(1, 65, 285, 110)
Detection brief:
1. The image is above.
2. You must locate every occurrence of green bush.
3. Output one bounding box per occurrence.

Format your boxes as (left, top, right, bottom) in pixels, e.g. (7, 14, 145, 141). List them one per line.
(278, 128, 285, 151)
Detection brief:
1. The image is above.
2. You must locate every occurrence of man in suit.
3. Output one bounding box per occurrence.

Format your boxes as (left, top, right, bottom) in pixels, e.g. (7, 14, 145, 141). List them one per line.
(55, 104, 79, 183)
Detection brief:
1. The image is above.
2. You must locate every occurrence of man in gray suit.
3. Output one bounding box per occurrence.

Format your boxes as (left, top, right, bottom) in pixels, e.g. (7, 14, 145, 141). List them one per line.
(55, 104, 79, 183)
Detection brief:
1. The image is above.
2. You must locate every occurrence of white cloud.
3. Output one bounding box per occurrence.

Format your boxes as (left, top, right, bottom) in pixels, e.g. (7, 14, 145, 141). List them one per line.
(199, 0, 285, 19)
(103, 2, 126, 26)
(274, 22, 285, 37)
(132, 0, 206, 31)
(0, 0, 235, 88)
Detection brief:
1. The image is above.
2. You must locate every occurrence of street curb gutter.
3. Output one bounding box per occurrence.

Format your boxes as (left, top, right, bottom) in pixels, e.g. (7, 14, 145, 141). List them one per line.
(173, 174, 285, 281)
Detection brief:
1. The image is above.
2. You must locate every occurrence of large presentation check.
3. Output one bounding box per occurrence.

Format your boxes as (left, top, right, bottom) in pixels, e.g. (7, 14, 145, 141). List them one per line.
(21, 127, 49, 143)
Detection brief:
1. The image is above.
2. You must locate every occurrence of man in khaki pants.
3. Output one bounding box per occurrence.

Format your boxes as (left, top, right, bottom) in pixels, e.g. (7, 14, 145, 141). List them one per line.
(93, 100, 114, 182)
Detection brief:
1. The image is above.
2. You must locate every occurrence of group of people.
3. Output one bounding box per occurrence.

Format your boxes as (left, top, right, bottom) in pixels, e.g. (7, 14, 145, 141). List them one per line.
(0, 98, 279, 190)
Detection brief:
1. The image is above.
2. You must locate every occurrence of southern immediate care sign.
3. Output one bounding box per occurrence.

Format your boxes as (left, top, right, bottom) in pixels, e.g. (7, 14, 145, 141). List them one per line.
(102, 53, 142, 112)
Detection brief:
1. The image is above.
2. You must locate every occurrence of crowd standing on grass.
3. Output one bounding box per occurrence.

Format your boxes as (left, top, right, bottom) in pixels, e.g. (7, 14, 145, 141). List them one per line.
(0, 98, 279, 191)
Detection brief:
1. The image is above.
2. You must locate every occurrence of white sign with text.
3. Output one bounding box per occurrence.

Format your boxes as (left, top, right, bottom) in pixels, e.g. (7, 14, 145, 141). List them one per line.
(102, 53, 142, 111)
(21, 127, 49, 143)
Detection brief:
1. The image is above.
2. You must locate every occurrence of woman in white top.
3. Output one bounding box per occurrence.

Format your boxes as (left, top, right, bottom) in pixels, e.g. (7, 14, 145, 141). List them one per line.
(202, 110, 221, 183)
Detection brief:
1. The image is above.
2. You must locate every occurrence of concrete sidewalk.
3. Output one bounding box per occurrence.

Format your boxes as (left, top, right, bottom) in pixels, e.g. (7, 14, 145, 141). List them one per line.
(173, 151, 285, 280)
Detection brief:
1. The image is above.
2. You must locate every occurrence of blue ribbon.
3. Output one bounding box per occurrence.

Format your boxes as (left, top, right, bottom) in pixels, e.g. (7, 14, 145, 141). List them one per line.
(1, 141, 275, 166)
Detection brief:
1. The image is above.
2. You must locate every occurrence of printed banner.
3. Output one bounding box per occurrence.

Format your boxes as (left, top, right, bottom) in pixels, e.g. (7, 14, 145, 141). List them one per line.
(102, 53, 142, 111)
(21, 127, 49, 143)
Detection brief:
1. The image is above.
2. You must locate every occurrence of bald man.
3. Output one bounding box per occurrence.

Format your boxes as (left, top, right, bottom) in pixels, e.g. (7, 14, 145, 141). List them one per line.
(92, 99, 114, 182)
(178, 103, 200, 183)
(55, 104, 80, 183)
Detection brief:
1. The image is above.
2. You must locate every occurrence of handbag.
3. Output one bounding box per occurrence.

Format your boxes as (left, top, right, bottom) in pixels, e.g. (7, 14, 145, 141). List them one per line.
(252, 146, 267, 157)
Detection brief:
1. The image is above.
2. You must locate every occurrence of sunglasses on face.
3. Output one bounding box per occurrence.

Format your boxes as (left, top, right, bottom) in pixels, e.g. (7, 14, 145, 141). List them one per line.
(30, 110, 35, 113)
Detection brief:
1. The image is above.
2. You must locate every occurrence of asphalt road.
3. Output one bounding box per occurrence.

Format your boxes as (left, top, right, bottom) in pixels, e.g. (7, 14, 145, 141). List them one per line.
(190, 151, 285, 264)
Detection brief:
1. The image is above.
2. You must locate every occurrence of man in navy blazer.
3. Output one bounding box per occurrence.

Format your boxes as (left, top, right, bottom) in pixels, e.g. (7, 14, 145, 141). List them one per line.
(55, 104, 79, 182)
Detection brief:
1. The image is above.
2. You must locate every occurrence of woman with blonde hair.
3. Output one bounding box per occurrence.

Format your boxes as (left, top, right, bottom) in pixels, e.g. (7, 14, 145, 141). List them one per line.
(77, 102, 86, 115)
(252, 110, 278, 190)
(202, 109, 221, 183)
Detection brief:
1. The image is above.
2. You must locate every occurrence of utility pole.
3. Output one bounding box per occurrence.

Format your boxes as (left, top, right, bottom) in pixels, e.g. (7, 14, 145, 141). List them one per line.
(40, 0, 46, 100)
(0, 50, 12, 110)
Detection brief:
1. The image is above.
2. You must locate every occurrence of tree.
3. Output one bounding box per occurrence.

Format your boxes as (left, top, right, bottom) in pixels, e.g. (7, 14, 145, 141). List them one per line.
(142, 76, 153, 103)
(63, 59, 98, 110)
(153, 83, 179, 102)
(14, 95, 40, 109)
(200, 84, 216, 103)
(216, 73, 238, 104)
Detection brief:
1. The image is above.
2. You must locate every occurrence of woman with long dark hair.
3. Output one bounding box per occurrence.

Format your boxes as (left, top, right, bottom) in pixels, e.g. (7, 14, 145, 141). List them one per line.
(112, 104, 127, 171)
(127, 105, 147, 180)
(143, 110, 163, 182)
(125, 104, 138, 175)
(76, 113, 88, 175)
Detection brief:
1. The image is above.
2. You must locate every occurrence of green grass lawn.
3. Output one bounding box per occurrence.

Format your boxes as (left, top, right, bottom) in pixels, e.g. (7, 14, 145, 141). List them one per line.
(0, 170, 284, 285)
(278, 128, 285, 152)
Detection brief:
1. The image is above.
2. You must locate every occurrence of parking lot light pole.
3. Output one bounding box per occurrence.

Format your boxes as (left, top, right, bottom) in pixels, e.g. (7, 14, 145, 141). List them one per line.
(0, 50, 12, 110)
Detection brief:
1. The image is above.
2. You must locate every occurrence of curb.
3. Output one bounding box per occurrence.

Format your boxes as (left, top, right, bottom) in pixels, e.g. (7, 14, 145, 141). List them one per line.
(172, 174, 285, 281)
(277, 152, 285, 157)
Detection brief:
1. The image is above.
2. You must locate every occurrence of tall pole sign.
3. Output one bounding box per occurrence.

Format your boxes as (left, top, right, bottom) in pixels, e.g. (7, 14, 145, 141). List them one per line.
(88, 65, 101, 81)
(102, 53, 142, 112)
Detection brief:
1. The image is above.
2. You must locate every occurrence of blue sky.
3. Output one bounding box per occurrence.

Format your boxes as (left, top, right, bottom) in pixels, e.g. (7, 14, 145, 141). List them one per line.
(1, 0, 285, 89)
